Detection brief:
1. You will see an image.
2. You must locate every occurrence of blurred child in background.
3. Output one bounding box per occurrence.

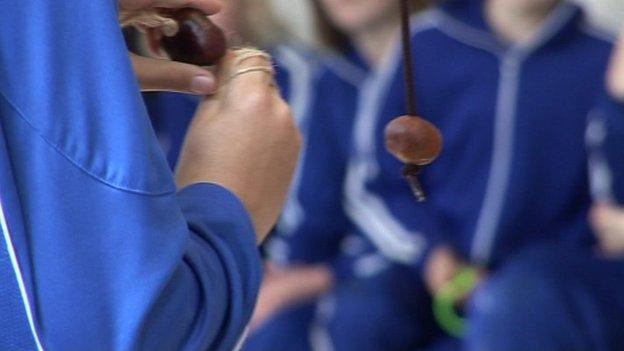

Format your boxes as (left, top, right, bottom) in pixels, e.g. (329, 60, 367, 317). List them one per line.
(340, 0, 624, 349)
(247, 1, 440, 351)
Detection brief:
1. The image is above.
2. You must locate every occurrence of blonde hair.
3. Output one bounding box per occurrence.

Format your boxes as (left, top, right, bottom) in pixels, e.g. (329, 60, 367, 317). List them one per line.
(313, 0, 431, 51)
(230, 0, 290, 48)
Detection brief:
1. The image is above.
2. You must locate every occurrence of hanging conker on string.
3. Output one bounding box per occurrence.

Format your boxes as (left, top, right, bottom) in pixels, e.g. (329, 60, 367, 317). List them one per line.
(384, 115, 443, 202)
(385, 115, 443, 166)
(385, 0, 444, 202)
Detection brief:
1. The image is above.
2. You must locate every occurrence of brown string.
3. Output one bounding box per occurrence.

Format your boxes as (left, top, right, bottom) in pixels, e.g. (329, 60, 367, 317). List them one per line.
(400, 0, 417, 116)
(399, 0, 427, 202)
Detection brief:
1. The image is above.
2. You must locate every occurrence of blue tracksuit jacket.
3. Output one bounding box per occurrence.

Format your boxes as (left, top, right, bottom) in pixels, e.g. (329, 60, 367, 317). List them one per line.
(0, 1, 262, 350)
(345, 0, 624, 271)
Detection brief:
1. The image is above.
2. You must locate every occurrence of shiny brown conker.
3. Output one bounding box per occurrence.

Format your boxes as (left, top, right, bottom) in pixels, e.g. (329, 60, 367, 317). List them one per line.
(385, 115, 443, 166)
(159, 8, 227, 66)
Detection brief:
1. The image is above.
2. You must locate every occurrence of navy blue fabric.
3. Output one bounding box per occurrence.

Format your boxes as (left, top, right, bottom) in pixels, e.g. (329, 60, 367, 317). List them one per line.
(144, 93, 198, 168)
(0, 1, 262, 349)
(321, 264, 440, 351)
(248, 263, 442, 351)
(467, 243, 624, 351)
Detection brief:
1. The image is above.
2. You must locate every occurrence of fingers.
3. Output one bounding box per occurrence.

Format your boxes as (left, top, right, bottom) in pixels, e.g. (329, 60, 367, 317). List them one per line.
(130, 53, 217, 94)
(153, 0, 222, 13)
(425, 246, 463, 294)
(597, 228, 624, 257)
(195, 49, 277, 114)
(217, 50, 276, 97)
(120, 0, 223, 14)
(607, 27, 624, 101)
(223, 50, 274, 80)
(591, 204, 622, 230)
(591, 204, 624, 256)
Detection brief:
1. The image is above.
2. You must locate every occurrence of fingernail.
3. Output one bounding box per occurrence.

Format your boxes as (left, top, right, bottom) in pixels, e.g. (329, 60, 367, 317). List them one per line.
(191, 75, 216, 94)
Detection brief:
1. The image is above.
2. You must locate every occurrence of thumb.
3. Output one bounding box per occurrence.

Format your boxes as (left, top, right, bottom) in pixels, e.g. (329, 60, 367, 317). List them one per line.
(130, 53, 217, 94)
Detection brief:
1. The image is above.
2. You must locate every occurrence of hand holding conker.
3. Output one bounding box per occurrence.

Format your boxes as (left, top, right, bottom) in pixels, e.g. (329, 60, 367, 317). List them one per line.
(121, 7, 227, 93)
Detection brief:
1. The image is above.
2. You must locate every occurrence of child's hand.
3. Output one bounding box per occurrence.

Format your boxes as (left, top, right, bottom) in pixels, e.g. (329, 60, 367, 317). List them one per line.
(607, 26, 624, 102)
(250, 264, 334, 331)
(591, 203, 624, 257)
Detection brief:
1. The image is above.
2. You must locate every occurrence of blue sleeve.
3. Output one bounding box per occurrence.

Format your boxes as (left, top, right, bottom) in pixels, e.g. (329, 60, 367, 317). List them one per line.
(589, 95, 624, 203)
(0, 1, 261, 350)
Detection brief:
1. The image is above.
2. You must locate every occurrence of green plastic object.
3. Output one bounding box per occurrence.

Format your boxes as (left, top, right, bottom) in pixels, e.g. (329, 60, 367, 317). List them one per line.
(433, 267, 479, 337)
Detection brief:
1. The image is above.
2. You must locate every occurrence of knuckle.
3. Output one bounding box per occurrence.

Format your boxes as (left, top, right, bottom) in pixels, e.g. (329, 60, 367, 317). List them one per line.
(281, 108, 295, 126)
(279, 107, 298, 134)
(241, 90, 272, 110)
(277, 100, 293, 119)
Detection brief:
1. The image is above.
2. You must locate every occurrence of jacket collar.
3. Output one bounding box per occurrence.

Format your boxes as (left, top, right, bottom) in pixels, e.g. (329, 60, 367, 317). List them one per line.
(436, 0, 584, 57)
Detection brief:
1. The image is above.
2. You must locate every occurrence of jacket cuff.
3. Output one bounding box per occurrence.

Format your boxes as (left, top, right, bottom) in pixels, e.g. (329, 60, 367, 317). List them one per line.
(177, 182, 260, 286)
(177, 182, 255, 242)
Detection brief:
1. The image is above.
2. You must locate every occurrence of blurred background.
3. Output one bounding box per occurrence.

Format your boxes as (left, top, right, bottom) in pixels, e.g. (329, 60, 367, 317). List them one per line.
(268, 0, 624, 44)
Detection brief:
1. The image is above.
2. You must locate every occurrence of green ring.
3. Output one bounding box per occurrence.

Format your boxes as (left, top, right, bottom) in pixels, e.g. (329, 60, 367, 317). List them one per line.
(432, 267, 479, 337)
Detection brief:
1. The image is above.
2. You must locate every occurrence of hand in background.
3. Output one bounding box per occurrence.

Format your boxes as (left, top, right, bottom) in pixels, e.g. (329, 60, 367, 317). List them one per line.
(425, 246, 465, 295)
(425, 246, 485, 301)
(250, 264, 334, 331)
(607, 26, 624, 102)
(591, 203, 624, 257)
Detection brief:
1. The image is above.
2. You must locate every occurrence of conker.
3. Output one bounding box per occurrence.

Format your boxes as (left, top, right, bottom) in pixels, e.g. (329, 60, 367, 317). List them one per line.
(385, 115, 443, 166)
(159, 8, 227, 66)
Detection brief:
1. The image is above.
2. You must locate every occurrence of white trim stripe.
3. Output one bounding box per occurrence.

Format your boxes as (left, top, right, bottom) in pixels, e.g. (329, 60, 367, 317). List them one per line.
(309, 295, 336, 351)
(0, 197, 44, 351)
(470, 55, 521, 263)
(434, 9, 505, 56)
(233, 326, 250, 351)
(586, 112, 615, 203)
(321, 53, 368, 88)
(275, 46, 317, 235)
(579, 20, 617, 43)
